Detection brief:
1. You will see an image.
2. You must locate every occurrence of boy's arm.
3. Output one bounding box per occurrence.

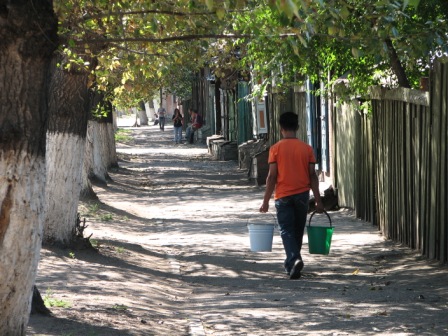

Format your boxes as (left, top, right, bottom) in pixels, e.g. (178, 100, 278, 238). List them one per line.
(309, 163, 324, 213)
(260, 163, 277, 213)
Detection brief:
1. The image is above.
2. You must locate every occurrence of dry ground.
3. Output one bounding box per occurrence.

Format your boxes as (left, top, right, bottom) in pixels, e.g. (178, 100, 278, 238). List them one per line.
(28, 120, 448, 335)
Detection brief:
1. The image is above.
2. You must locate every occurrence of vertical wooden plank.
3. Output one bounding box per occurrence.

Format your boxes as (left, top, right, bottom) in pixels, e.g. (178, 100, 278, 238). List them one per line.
(361, 114, 367, 219)
(371, 103, 378, 227)
(367, 116, 374, 223)
(410, 104, 418, 249)
(374, 99, 384, 232)
(396, 100, 401, 241)
(401, 100, 405, 243)
(379, 99, 386, 235)
(422, 103, 431, 257)
(355, 108, 360, 218)
(382, 100, 387, 235)
(429, 61, 442, 260)
(405, 102, 411, 246)
(439, 61, 447, 262)
(385, 101, 395, 239)
(395, 100, 400, 241)
(391, 100, 397, 240)
(392, 100, 396, 240)
(413, 104, 420, 249)
(385, 99, 390, 236)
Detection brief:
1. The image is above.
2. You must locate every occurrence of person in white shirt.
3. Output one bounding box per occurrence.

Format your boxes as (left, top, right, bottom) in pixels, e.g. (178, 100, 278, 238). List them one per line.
(157, 106, 166, 131)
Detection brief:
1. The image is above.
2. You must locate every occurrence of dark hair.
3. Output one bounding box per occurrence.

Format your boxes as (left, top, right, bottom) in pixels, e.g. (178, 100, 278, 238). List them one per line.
(279, 112, 299, 131)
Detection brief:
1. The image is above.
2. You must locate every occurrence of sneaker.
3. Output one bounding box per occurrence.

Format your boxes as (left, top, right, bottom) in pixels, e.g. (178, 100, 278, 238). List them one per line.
(289, 259, 304, 280)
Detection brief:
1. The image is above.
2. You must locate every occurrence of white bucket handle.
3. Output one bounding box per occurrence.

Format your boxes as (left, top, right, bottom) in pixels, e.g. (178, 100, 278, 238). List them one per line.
(246, 212, 278, 228)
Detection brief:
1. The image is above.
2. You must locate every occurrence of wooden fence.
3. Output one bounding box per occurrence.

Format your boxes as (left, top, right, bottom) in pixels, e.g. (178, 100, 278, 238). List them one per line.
(267, 86, 315, 146)
(336, 58, 448, 263)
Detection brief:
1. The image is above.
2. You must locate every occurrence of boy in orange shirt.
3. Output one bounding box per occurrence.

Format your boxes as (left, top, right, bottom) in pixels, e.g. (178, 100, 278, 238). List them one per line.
(260, 112, 323, 279)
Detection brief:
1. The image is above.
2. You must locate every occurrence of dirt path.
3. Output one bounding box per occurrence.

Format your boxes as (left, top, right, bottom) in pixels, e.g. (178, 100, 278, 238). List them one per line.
(28, 121, 448, 335)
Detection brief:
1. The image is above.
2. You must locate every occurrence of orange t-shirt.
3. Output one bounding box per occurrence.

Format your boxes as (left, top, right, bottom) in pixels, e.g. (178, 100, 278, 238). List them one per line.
(268, 138, 316, 200)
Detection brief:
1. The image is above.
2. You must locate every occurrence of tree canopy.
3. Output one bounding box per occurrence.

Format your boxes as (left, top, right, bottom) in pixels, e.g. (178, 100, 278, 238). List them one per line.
(52, 0, 448, 106)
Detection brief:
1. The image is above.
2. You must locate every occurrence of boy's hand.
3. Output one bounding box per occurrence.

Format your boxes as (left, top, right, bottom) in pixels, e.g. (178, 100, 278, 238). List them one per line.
(259, 201, 269, 213)
(315, 200, 324, 213)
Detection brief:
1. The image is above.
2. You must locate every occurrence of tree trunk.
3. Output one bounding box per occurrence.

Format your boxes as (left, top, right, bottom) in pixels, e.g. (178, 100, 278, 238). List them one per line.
(385, 38, 411, 88)
(43, 57, 90, 246)
(133, 107, 139, 127)
(138, 101, 148, 125)
(81, 94, 117, 198)
(147, 100, 156, 121)
(31, 286, 52, 316)
(80, 123, 97, 200)
(0, 2, 57, 334)
(83, 120, 116, 186)
(215, 78, 222, 134)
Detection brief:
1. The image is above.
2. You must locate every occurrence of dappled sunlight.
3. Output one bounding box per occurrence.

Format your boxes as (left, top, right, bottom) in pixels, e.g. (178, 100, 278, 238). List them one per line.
(118, 146, 208, 158)
(31, 121, 448, 335)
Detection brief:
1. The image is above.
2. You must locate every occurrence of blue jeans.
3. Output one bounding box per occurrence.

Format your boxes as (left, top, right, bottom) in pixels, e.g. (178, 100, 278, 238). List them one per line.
(174, 126, 182, 142)
(185, 126, 195, 143)
(275, 191, 310, 273)
(159, 117, 165, 130)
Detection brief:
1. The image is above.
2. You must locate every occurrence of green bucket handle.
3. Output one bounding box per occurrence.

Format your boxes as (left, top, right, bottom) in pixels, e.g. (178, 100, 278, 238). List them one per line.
(308, 210, 332, 227)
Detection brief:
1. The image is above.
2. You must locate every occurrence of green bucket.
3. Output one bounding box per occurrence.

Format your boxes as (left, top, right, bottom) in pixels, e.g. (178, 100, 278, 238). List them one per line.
(306, 210, 333, 255)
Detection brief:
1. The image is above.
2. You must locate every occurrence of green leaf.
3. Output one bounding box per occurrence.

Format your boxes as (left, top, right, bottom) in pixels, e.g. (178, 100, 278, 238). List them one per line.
(290, 39, 299, 56)
(298, 35, 307, 47)
(216, 8, 225, 19)
(205, 0, 214, 10)
(340, 6, 350, 20)
(328, 26, 338, 36)
(408, 0, 420, 8)
(150, 19, 158, 33)
(391, 27, 399, 37)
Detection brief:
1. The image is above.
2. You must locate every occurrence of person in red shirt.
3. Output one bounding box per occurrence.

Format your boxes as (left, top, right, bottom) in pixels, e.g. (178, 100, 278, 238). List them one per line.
(260, 112, 323, 279)
(185, 109, 203, 144)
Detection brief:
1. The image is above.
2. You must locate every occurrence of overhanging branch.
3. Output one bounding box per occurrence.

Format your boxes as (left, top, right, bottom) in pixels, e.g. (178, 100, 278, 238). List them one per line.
(78, 33, 301, 45)
(80, 34, 253, 45)
(80, 8, 253, 23)
(111, 43, 169, 57)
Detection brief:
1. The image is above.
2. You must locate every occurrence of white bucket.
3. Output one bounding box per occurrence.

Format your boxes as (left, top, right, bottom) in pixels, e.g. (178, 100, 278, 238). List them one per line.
(248, 224, 275, 252)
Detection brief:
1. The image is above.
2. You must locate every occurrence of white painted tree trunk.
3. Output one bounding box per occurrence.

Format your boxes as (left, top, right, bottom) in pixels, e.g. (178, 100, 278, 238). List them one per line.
(138, 109, 149, 125)
(102, 122, 118, 170)
(81, 120, 117, 197)
(91, 121, 109, 183)
(138, 101, 148, 125)
(43, 133, 85, 245)
(0, 2, 57, 333)
(147, 100, 156, 120)
(0, 153, 46, 335)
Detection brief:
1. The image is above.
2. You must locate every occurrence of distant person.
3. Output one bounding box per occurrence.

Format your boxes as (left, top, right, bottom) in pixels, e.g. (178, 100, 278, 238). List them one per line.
(185, 109, 203, 144)
(259, 112, 324, 280)
(172, 108, 183, 144)
(157, 106, 166, 131)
